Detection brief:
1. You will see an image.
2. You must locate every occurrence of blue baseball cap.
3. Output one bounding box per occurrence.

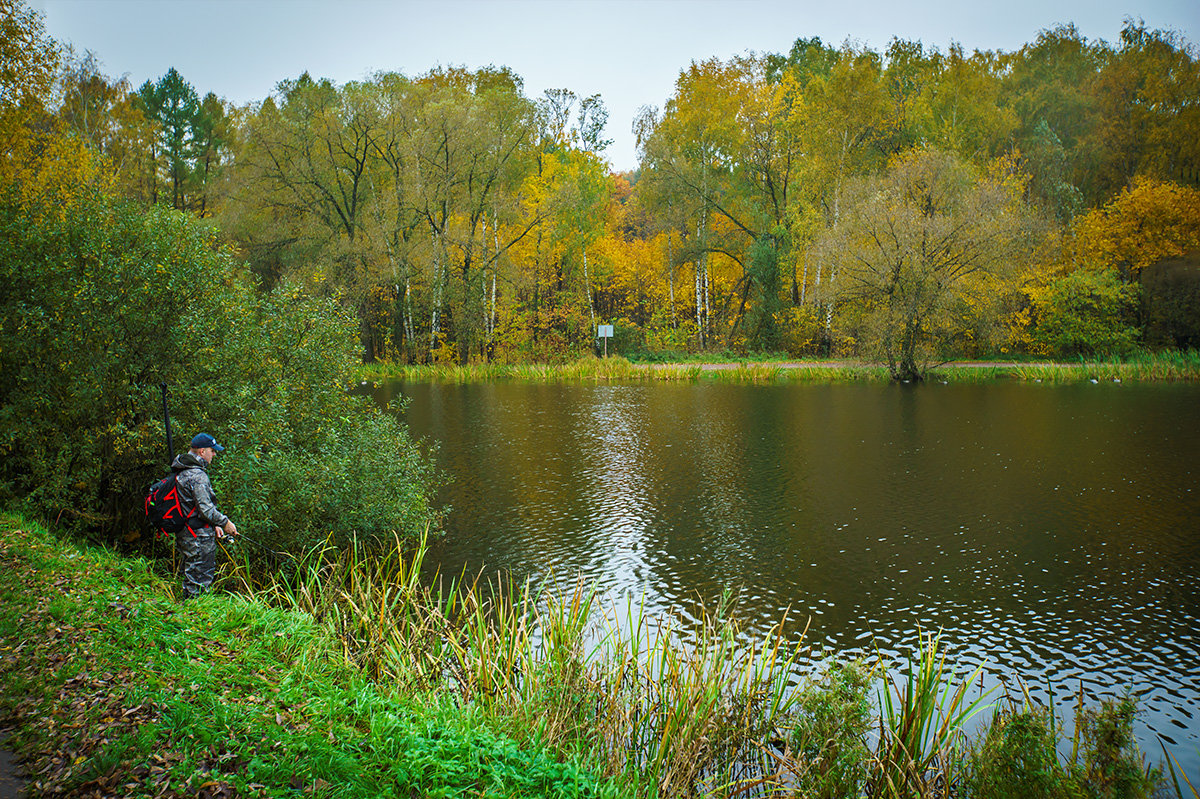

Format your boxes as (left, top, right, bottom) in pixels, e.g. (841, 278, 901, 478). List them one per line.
(190, 433, 225, 452)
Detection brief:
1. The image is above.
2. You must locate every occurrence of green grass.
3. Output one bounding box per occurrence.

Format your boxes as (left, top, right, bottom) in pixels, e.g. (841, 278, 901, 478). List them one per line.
(359, 350, 1200, 385)
(1004, 350, 1200, 383)
(0, 515, 625, 798)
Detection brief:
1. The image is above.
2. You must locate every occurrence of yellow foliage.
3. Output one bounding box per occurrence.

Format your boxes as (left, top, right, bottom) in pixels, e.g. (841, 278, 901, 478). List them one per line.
(1, 124, 115, 218)
(429, 339, 459, 365)
(1074, 177, 1200, 274)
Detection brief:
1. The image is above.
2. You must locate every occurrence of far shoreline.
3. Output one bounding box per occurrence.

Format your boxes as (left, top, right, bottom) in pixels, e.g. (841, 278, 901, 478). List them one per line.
(358, 352, 1200, 384)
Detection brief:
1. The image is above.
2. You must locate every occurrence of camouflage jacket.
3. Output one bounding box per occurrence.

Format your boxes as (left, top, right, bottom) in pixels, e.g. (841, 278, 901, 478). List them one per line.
(170, 452, 230, 534)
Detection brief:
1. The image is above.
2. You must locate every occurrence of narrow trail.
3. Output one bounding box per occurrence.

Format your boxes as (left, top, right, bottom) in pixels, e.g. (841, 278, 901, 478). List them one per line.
(650, 360, 1036, 370)
(0, 736, 25, 799)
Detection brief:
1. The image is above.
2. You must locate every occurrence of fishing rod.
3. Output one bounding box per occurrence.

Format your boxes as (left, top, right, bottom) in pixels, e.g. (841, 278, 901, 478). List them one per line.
(223, 530, 296, 563)
(159, 382, 174, 466)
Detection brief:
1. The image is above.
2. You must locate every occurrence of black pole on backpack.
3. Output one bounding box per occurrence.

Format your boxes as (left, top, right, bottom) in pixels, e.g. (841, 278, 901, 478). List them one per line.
(160, 382, 174, 466)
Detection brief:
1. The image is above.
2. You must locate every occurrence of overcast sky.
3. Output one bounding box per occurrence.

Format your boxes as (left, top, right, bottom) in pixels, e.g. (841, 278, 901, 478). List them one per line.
(34, 0, 1199, 171)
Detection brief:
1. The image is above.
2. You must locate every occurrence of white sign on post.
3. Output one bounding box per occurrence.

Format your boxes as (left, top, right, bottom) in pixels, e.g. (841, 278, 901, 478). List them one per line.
(597, 324, 614, 357)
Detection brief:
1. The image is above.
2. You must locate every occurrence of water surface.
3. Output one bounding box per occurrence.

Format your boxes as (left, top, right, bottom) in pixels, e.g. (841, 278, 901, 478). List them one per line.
(371, 379, 1200, 772)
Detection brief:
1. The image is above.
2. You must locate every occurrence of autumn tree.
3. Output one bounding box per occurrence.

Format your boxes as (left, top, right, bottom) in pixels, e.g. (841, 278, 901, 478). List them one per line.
(57, 50, 128, 152)
(1001, 24, 1099, 220)
(225, 73, 377, 299)
(0, 0, 56, 102)
(1082, 20, 1200, 202)
(0, 0, 58, 181)
(1069, 177, 1200, 347)
(638, 55, 810, 351)
(924, 44, 1016, 161)
(404, 66, 540, 362)
(818, 149, 1041, 380)
(527, 89, 612, 342)
(780, 43, 889, 349)
(1073, 177, 1200, 277)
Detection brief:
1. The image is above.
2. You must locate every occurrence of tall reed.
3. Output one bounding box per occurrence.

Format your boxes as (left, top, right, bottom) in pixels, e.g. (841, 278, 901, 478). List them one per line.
(231, 538, 1174, 798)
(870, 631, 993, 797)
(238, 537, 812, 796)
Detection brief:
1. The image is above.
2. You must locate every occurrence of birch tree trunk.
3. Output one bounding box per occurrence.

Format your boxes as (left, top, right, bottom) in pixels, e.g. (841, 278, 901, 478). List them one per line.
(667, 235, 676, 329)
(404, 278, 415, 344)
(429, 230, 443, 351)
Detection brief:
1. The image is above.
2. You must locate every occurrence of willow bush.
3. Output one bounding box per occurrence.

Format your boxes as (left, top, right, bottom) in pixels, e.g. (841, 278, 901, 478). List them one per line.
(0, 141, 438, 553)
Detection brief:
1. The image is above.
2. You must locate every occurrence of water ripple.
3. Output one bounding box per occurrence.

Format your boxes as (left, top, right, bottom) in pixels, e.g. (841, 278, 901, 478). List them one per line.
(388, 380, 1200, 777)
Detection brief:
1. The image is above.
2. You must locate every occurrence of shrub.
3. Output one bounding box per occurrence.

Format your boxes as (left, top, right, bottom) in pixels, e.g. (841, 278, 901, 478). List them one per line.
(966, 693, 1161, 799)
(967, 705, 1073, 799)
(0, 143, 437, 553)
(786, 660, 873, 799)
(1079, 696, 1161, 799)
(1030, 269, 1140, 358)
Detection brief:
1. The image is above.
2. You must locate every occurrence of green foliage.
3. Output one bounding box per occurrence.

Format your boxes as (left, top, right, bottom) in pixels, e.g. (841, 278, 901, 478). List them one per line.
(0, 153, 437, 552)
(786, 659, 873, 799)
(1142, 256, 1200, 349)
(966, 694, 1162, 799)
(967, 705, 1074, 799)
(745, 236, 785, 352)
(1079, 696, 1162, 799)
(1031, 269, 1140, 358)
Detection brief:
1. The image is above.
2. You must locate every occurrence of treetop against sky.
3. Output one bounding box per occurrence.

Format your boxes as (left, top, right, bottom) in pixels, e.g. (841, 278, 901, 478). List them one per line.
(36, 0, 1197, 171)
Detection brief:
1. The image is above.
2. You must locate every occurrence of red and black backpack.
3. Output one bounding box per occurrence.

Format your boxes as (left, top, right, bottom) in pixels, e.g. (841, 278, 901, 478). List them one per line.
(144, 473, 198, 538)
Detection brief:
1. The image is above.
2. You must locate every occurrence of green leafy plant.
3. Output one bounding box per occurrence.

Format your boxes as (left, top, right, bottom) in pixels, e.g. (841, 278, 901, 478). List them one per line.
(967, 702, 1073, 799)
(0, 157, 438, 553)
(1079, 695, 1161, 799)
(781, 659, 874, 799)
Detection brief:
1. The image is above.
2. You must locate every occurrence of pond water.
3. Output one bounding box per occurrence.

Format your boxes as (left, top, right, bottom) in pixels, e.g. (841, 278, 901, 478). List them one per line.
(369, 379, 1200, 774)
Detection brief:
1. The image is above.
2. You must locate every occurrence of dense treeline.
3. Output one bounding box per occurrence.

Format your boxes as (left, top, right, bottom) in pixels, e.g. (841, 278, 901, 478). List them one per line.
(1, 0, 438, 547)
(30, 9, 1200, 377)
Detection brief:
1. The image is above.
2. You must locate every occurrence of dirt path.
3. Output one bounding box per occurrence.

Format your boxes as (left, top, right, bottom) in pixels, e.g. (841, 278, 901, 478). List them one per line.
(650, 360, 1033, 371)
(0, 736, 25, 799)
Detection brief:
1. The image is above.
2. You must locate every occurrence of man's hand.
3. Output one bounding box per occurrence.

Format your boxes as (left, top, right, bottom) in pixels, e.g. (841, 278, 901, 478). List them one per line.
(221, 520, 238, 539)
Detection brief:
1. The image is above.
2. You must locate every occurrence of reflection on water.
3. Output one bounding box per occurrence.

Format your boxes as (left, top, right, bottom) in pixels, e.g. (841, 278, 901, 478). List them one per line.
(371, 380, 1200, 773)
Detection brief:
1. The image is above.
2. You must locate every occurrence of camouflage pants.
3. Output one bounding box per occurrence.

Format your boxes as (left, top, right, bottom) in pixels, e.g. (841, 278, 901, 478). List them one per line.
(177, 528, 216, 599)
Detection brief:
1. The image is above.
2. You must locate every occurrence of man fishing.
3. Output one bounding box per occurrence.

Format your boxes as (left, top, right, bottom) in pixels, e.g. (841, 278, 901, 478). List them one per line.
(172, 433, 238, 599)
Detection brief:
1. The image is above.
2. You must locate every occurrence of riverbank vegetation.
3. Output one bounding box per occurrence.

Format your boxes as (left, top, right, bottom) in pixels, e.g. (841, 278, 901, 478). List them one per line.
(0, 5, 439, 551)
(1, 5, 1197, 794)
(359, 350, 1200, 384)
(3, 514, 1185, 798)
(9, 0, 1198, 381)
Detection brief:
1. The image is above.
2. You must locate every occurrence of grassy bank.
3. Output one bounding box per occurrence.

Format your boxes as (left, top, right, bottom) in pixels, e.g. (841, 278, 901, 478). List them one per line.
(359, 351, 1200, 384)
(0, 515, 625, 798)
(1, 514, 1190, 798)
